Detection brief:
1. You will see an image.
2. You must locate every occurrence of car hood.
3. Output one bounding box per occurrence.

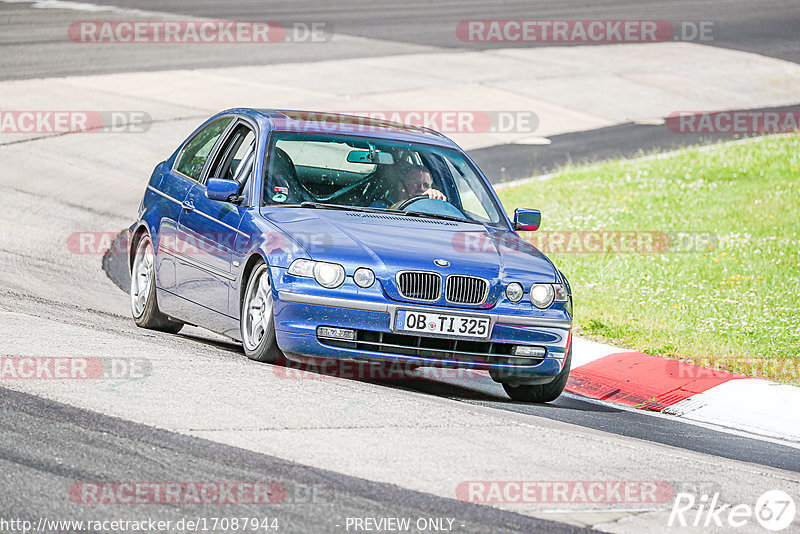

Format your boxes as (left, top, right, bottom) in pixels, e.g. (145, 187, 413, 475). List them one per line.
(263, 208, 558, 305)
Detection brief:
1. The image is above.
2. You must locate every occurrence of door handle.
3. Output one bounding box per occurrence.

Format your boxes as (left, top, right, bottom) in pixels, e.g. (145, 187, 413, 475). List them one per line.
(182, 200, 195, 212)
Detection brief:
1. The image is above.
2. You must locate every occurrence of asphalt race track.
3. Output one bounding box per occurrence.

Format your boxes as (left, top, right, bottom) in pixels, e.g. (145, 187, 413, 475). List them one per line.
(3, 0, 800, 178)
(0, 387, 580, 533)
(4, 0, 800, 77)
(1, 1, 799, 533)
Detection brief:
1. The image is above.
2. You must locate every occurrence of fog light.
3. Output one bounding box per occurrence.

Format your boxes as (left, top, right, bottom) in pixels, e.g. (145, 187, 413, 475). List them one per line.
(353, 267, 375, 288)
(505, 282, 524, 303)
(317, 327, 355, 341)
(512, 345, 546, 358)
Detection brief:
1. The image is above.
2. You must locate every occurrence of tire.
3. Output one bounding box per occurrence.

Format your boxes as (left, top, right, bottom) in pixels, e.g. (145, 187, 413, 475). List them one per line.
(130, 234, 183, 334)
(502, 346, 572, 403)
(241, 262, 282, 363)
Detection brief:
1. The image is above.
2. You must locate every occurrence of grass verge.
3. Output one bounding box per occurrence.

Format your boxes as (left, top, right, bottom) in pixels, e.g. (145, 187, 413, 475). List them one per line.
(497, 134, 800, 384)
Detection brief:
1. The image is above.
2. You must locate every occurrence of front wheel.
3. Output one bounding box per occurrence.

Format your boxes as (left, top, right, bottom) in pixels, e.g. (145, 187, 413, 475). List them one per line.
(130, 234, 183, 333)
(502, 347, 572, 403)
(241, 262, 282, 363)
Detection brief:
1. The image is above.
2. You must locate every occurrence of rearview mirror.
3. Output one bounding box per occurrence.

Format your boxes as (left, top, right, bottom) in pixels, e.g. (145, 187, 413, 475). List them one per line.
(513, 208, 541, 231)
(346, 149, 394, 165)
(206, 178, 240, 203)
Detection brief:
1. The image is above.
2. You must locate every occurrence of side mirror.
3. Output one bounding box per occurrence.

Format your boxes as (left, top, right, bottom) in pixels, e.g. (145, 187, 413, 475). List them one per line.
(206, 178, 241, 203)
(513, 208, 541, 231)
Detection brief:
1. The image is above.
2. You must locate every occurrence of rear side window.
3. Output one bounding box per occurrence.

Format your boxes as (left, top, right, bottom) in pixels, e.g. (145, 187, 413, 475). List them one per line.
(175, 117, 233, 180)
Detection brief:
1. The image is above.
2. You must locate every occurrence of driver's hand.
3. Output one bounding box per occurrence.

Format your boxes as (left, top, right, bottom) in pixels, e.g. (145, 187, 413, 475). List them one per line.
(424, 188, 447, 201)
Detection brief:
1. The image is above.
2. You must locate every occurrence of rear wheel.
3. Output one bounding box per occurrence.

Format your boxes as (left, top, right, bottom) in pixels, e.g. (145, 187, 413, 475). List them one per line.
(502, 347, 571, 403)
(130, 234, 183, 333)
(241, 262, 282, 363)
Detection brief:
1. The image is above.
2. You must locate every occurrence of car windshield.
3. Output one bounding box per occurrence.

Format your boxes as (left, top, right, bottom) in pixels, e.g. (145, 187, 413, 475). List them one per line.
(262, 131, 506, 227)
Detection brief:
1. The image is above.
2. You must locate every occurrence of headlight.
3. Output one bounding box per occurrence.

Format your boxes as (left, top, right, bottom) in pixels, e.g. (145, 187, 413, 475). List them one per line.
(353, 267, 375, 288)
(288, 259, 345, 289)
(505, 282, 524, 303)
(530, 284, 555, 308)
(313, 262, 346, 288)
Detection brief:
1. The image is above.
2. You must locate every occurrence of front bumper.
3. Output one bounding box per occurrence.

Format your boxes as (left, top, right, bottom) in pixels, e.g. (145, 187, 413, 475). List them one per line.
(273, 290, 571, 381)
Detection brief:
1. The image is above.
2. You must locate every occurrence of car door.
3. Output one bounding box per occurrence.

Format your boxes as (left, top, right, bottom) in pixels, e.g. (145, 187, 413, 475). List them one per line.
(155, 116, 233, 293)
(175, 119, 256, 316)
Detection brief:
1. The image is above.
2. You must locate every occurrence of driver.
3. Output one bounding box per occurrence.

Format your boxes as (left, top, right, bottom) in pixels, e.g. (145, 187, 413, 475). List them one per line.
(374, 163, 445, 206)
(400, 165, 446, 202)
(369, 162, 447, 208)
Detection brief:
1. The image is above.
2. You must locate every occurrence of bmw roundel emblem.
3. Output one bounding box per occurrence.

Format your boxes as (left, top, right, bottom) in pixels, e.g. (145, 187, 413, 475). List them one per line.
(434, 259, 450, 267)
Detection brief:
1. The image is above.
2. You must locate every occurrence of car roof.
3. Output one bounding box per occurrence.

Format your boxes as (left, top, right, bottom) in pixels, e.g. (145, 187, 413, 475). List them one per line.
(225, 108, 459, 148)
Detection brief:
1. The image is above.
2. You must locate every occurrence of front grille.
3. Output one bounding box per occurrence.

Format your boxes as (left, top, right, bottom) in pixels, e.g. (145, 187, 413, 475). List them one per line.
(320, 330, 546, 365)
(397, 271, 441, 301)
(446, 275, 489, 305)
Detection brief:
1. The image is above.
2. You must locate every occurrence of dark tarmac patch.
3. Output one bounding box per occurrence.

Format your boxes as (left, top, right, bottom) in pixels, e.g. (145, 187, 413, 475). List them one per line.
(102, 230, 130, 292)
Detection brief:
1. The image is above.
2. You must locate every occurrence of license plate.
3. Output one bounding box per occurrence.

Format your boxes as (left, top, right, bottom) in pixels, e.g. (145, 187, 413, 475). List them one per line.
(395, 310, 491, 339)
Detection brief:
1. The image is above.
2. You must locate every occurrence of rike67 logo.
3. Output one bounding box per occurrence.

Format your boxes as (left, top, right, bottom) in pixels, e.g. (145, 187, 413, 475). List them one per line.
(669, 490, 796, 531)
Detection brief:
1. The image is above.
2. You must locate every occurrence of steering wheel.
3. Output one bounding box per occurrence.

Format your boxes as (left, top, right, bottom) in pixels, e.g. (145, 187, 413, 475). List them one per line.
(391, 195, 433, 211)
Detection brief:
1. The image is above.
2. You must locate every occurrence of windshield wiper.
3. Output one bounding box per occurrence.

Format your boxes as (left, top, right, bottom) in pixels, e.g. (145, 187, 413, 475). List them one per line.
(286, 202, 405, 215)
(403, 211, 476, 225)
(284, 202, 477, 225)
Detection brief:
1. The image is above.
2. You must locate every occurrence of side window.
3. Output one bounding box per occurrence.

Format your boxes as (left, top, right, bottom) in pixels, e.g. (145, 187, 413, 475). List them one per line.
(175, 117, 233, 180)
(228, 129, 256, 182)
(208, 124, 256, 183)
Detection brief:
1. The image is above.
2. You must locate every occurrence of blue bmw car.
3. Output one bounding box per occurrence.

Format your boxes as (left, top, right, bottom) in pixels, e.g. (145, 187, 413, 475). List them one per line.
(129, 109, 573, 402)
